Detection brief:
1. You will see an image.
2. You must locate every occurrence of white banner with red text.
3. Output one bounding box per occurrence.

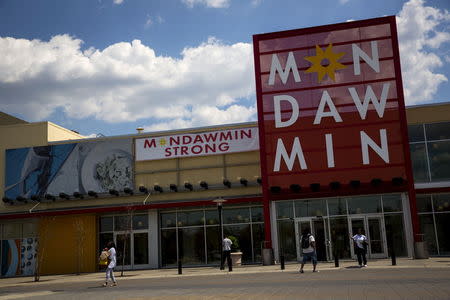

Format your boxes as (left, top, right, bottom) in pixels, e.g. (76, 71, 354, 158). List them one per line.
(135, 127, 259, 161)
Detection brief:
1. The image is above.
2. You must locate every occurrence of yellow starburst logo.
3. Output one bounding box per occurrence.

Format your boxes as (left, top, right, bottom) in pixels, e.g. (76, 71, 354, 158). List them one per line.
(159, 138, 166, 146)
(304, 44, 347, 82)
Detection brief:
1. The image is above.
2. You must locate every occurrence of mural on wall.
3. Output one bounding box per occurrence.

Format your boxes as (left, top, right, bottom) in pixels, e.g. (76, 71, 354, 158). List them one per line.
(4, 139, 133, 199)
(1, 238, 37, 277)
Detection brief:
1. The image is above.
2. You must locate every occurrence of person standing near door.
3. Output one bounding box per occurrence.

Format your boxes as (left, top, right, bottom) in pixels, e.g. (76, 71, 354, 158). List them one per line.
(299, 228, 318, 273)
(351, 228, 368, 267)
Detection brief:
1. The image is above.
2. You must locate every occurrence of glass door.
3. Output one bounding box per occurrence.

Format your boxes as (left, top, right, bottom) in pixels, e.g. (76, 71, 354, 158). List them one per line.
(114, 232, 131, 269)
(294, 218, 329, 262)
(350, 216, 387, 259)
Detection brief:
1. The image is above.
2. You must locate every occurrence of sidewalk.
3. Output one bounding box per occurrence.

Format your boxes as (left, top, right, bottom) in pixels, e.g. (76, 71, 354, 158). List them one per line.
(1, 257, 450, 289)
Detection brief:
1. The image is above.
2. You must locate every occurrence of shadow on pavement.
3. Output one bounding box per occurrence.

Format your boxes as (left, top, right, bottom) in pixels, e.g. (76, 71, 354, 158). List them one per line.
(345, 266, 362, 269)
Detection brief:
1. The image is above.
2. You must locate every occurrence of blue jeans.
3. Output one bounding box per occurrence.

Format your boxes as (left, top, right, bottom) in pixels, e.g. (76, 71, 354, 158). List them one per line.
(302, 251, 317, 264)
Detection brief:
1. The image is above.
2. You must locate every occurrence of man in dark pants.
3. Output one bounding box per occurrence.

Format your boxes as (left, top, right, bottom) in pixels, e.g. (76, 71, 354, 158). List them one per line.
(221, 236, 232, 270)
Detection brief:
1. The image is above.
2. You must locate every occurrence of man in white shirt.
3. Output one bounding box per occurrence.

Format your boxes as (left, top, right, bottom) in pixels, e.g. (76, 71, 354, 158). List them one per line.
(352, 228, 368, 267)
(221, 236, 232, 270)
(299, 228, 318, 273)
(103, 241, 118, 287)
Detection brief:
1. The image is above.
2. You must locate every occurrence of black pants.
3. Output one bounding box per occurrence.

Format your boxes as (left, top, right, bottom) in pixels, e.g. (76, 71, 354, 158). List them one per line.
(355, 247, 367, 265)
(221, 250, 231, 269)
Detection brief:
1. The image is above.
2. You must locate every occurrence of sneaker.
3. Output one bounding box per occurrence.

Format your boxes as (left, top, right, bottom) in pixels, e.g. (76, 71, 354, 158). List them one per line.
(299, 269, 304, 273)
(313, 270, 319, 273)
(363, 265, 367, 267)
(102, 283, 108, 287)
(111, 282, 117, 287)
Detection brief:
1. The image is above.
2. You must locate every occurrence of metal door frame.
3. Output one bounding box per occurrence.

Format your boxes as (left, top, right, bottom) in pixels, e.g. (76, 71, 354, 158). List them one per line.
(294, 217, 330, 262)
(349, 215, 388, 259)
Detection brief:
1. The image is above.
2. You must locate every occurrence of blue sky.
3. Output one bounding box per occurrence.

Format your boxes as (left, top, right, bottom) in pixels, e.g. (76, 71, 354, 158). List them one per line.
(0, 0, 449, 137)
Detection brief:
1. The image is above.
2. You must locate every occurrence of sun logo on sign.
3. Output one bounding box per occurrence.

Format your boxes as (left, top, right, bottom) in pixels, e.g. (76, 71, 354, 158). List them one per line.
(305, 44, 346, 82)
(159, 138, 166, 146)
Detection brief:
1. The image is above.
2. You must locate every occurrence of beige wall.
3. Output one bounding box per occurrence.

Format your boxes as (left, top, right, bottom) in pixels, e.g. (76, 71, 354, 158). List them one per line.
(47, 122, 84, 142)
(406, 102, 450, 124)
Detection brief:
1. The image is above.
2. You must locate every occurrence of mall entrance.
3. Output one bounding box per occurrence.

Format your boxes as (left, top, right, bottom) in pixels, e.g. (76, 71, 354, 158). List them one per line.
(349, 215, 388, 259)
(294, 217, 330, 261)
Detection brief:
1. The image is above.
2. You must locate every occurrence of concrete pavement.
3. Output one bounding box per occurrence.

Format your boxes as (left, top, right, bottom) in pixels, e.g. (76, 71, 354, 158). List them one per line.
(1, 257, 450, 288)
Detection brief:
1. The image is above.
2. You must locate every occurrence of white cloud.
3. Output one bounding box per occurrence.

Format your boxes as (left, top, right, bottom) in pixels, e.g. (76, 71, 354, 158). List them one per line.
(182, 0, 230, 8)
(0, 35, 255, 128)
(397, 0, 450, 104)
(145, 16, 153, 28)
(251, 0, 262, 7)
(339, 0, 350, 4)
(113, 0, 124, 4)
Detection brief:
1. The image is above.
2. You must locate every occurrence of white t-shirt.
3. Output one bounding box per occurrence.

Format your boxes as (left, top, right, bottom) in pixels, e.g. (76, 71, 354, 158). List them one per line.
(223, 238, 232, 251)
(108, 247, 117, 268)
(301, 235, 316, 253)
(352, 234, 367, 249)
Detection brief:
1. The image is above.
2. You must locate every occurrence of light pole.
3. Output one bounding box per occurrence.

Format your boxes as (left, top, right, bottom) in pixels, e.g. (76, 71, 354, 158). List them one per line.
(213, 197, 227, 270)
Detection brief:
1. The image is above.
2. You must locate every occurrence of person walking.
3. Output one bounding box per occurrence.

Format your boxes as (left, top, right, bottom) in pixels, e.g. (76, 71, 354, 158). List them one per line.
(352, 228, 368, 267)
(221, 236, 232, 270)
(103, 241, 118, 287)
(299, 228, 318, 273)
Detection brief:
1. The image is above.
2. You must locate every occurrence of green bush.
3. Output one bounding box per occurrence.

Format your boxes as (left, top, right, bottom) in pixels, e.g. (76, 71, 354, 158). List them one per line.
(228, 235, 240, 252)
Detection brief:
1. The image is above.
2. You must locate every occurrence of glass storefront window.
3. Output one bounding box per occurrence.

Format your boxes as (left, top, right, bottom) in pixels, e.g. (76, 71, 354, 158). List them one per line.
(161, 229, 177, 266)
(277, 219, 296, 261)
(428, 141, 450, 181)
(252, 223, 264, 261)
(295, 199, 326, 218)
(384, 214, 407, 257)
(206, 226, 220, 264)
(205, 210, 219, 225)
(251, 207, 263, 222)
(99, 232, 113, 249)
(179, 227, 205, 265)
(328, 198, 347, 216)
(3, 223, 21, 239)
(408, 124, 425, 142)
(133, 215, 148, 230)
(276, 201, 294, 219)
(419, 214, 438, 255)
(116, 233, 131, 266)
(115, 215, 132, 231)
(223, 207, 250, 224)
(134, 233, 149, 265)
(177, 210, 204, 227)
(416, 195, 433, 212)
(100, 216, 113, 232)
(382, 194, 402, 212)
(347, 195, 381, 214)
(160, 213, 176, 228)
(224, 224, 252, 263)
(329, 217, 351, 259)
(435, 213, 450, 255)
(410, 143, 429, 182)
(433, 194, 450, 212)
(425, 122, 450, 141)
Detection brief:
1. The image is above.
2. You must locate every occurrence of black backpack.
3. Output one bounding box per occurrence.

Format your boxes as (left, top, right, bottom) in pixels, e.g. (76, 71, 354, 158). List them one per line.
(301, 234, 311, 249)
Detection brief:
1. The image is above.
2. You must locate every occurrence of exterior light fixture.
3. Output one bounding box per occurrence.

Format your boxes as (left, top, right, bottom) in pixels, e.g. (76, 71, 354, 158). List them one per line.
(109, 189, 120, 196)
(169, 184, 178, 192)
(139, 186, 148, 193)
(310, 183, 320, 192)
(184, 182, 193, 191)
(45, 194, 56, 201)
(73, 192, 84, 199)
(290, 184, 301, 193)
(256, 177, 262, 185)
(16, 196, 27, 202)
(350, 180, 361, 188)
(88, 190, 98, 198)
(371, 178, 382, 187)
(223, 179, 231, 188)
(392, 177, 404, 186)
(59, 193, 70, 200)
(154, 185, 163, 193)
(2, 197, 13, 204)
(330, 182, 341, 190)
(31, 195, 42, 202)
(240, 178, 248, 187)
(270, 186, 281, 193)
(124, 188, 134, 195)
(200, 181, 208, 190)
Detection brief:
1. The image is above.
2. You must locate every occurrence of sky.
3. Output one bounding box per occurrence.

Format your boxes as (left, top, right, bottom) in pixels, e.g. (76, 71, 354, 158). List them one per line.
(0, 0, 449, 137)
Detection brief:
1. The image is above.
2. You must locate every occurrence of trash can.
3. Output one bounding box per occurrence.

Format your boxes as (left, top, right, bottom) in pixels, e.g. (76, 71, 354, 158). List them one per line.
(414, 234, 429, 259)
